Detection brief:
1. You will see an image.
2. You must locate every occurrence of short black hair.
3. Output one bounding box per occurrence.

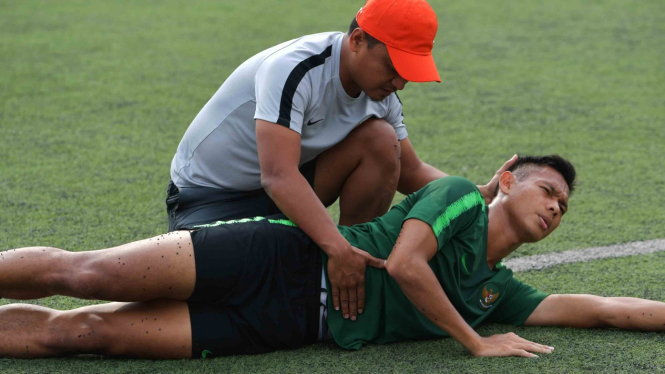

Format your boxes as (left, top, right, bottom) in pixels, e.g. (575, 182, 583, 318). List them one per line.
(503, 155, 577, 194)
(348, 17, 383, 49)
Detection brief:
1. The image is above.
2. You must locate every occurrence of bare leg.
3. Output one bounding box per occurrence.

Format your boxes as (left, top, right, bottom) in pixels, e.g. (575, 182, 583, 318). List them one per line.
(0, 300, 191, 358)
(0, 231, 196, 301)
(314, 118, 401, 226)
(525, 294, 665, 331)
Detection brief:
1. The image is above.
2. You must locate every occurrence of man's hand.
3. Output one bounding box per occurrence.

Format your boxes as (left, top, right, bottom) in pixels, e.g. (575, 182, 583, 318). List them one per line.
(327, 245, 386, 321)
(471, 333, 554, 358)
(477, 154, 518, 205)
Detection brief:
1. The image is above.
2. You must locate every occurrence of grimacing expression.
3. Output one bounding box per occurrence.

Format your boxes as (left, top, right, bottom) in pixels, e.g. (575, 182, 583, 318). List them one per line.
(351, 33, 408, 101)
(505, 166, 570, 242)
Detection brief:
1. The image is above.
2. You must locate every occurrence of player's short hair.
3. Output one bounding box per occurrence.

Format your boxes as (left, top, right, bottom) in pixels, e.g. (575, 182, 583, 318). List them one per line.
(348, 18, 383, 49)
(507, 155, 577, 194)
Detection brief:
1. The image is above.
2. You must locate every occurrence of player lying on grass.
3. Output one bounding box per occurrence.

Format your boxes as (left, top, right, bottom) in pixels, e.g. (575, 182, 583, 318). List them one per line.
(2, 155, 665, 359)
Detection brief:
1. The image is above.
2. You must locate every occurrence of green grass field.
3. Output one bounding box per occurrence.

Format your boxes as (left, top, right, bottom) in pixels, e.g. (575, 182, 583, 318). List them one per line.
(1, 0, 664, 372)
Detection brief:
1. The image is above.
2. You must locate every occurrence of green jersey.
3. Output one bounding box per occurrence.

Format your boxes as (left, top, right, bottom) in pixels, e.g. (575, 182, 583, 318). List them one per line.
(323, 176, 548, 350)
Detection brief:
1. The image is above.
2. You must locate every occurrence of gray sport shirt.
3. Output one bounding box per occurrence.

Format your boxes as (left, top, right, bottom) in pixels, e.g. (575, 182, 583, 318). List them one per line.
(170, 32, 408, 191)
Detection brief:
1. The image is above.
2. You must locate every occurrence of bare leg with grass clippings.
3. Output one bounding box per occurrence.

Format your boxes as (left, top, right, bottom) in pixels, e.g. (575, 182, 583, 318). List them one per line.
(0, 300, 192, 358)
(0, 231, 196, 301)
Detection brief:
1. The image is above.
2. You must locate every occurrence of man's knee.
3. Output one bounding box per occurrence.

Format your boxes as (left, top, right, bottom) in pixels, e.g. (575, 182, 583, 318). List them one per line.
(351, 118, 401, 171)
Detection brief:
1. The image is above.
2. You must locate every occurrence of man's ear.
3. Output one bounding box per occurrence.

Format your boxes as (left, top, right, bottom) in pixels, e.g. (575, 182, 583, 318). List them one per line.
(348, 28, 364, 53)
(498, 171, 516, 195)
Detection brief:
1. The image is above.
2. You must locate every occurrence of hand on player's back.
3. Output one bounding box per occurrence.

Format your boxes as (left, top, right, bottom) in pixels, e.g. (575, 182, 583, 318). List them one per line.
(327, 245, 386, 321)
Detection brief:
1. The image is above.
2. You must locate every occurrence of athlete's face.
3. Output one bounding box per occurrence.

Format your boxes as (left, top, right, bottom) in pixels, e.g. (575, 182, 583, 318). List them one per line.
(348, 31, 408, 101)
(501, 166, 570, 242)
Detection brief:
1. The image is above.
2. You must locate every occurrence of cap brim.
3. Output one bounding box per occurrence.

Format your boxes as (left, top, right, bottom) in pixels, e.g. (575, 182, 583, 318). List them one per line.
(386, 45, 441, 83)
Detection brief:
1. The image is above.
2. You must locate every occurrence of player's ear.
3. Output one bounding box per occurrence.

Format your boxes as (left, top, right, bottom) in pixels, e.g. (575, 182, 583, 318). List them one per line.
(498, 171, 516, 195)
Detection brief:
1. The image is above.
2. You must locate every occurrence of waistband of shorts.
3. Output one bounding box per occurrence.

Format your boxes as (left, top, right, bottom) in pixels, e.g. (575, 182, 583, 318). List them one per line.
(177, 185, 268, 207)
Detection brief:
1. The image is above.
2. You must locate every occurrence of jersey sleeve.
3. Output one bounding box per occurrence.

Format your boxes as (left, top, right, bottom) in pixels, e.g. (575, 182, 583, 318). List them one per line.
(404, 176, 486, 249)
(253, 54, 312, 134)
(386, 93, 408, 140)
(486, 276, 549, 325)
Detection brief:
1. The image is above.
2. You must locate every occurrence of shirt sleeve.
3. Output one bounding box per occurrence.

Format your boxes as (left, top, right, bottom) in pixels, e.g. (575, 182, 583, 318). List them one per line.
(486, 276, 549, 326)
(253, 54, 312, 134)
(404, 176, 486, 249)
(386, 93, 408, 140)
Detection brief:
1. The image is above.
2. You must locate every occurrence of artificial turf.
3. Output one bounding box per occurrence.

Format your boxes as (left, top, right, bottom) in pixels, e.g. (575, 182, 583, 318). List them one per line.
(1, 0, 664, 372)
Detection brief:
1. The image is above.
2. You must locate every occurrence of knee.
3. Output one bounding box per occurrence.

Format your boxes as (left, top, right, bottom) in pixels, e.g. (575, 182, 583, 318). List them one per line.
(352, 118, 401, 171)
(42, 311, 107, 353)
(595, 297, 620, 327)
(37, 248, 78, 290)
(60, 256, 108, 300)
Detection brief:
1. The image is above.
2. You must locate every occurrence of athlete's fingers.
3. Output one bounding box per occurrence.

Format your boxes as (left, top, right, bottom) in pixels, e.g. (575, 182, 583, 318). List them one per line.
(517, 350, 539, 358)
(348, 287, 358, 320)
(524, 342, 553, 353)
(533, 345, 553, 354)
(511, 335, 553, 352)
(502, 334, 553, 355)
(520, 343, 553, 354)
(500, 347, 538, 358)
(511, 342, 549, 354)
(340, 288, 350, 319)
(331, 285, 340, 311)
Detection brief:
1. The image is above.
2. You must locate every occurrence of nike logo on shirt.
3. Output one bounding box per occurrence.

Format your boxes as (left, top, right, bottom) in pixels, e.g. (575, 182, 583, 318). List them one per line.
(461, 253, 470, 275)
(306, 118, 324, 126)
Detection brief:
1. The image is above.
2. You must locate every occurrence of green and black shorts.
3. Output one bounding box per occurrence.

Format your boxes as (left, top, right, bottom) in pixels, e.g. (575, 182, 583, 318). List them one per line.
(185, 215, 322, 358)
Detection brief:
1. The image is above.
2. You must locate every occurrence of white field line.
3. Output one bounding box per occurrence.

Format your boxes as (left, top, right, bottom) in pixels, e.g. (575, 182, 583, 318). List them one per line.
(504, 239, 665, 272)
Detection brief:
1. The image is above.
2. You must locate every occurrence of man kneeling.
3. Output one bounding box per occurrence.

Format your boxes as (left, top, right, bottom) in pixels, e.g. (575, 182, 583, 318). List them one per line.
(1, 155, 663, 359)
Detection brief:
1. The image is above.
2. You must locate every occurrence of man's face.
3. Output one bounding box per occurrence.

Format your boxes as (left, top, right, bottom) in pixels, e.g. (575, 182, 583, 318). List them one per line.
(350, 36, 408, 101)
(503, 166, 570, 242)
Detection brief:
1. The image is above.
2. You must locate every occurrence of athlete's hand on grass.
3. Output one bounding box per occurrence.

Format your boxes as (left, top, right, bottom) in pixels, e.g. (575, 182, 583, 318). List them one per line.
(477, 154, 518, 205)
(471, 332, 554, 358)
(328, 245, 386, 321)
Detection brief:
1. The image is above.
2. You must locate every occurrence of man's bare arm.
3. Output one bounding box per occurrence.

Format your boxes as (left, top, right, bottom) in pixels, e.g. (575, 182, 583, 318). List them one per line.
(397, 138, 447, 195)
(386, 219, 553, 357)
(398, 138, 517, 204)
(525, 294, 665, 330)
(256, 120, 384, 321)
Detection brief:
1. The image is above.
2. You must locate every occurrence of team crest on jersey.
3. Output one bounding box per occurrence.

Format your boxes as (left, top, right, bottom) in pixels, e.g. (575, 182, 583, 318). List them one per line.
(478, 283, 501, 309)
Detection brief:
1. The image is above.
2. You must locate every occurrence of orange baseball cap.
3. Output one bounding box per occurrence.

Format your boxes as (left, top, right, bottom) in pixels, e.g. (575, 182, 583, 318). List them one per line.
(356, 0, 441, 83)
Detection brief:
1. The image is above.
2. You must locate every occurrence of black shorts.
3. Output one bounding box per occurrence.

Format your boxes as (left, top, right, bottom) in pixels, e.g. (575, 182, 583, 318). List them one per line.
(167, 159, 319, 231)
(186, 216, 322, 358)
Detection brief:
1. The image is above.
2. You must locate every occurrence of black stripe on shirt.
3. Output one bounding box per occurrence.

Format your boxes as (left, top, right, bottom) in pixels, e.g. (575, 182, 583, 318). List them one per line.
(277, 45, 333, 128)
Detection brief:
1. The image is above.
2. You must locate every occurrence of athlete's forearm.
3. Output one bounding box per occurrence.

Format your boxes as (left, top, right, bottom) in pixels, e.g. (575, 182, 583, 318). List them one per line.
(387, 258, 482, 353)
